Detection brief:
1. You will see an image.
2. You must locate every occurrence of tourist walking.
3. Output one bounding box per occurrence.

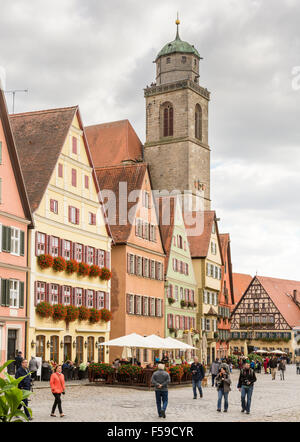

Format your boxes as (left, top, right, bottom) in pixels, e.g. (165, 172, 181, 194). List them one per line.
(50, 364, 66, 417)
(238, 361, 257, 415)
(216, 367, 231, 412)
(278, 359, 286, 380)
(15, 359, 32, 420)
(269, 355, 278, 380)
(14, 351, 23, 373)
(29, 356, 40, 382)
(210, 359, 220, 387)
(296, 361, 300, 374)
(190, 356, 205, 399)
(151, 364, 171, 418)
(263, 358, 268, 374)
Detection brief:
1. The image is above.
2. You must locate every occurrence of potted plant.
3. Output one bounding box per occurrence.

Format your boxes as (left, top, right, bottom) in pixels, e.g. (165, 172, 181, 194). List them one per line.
(89, 308, 101, 324)
(100, 308, 112, 322)
(89, 265, 101, 278)
(99, 267, 112, 281)
(180, 300, 187, 308)
(52, 256, 67, 272)
(168, 297, 176, 305)
(65, 305, 79, 322)
(169, 327, 175, 334)
(78, 305, 90, 321)
(52, 303, 67, 321)
(66, 259, 79, 274)
(37, 254, 54, 269)
(77, 262, 90, 277)
(36, 301, 53, 318)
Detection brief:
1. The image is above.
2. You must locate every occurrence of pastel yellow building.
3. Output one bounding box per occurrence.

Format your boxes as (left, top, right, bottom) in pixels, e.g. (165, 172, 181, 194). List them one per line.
(186, 211, 223, 364)
(10, 106, 112, 364)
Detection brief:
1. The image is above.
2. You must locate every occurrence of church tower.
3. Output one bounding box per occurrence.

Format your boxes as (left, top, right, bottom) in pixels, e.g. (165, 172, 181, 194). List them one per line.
(144, 18, 211, 210)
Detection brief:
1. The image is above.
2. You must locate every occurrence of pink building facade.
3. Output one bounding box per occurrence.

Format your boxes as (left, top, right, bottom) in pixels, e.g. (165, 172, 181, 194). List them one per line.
(0, 90, 32, 372)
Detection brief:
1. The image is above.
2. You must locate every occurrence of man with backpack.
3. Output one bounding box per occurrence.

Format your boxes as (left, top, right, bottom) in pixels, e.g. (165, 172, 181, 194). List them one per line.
(238, 361, 257, 414)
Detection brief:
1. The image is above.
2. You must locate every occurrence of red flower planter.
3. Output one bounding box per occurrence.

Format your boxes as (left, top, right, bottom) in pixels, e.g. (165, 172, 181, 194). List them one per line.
(53, 256, 67, 272)
(37, 254, 54, 269)
(99, 267, 112, 281)
(100, 308, 112, 322)
(78, 306, 91, 321)
(77, 262, 90, 277)
(89, 265, 101, 278)
(65, 305, 79, 322)
(36, 301, 53, 318)
(52, 303, 67, 321)
(66, 259, 79, 274)
(89, 308, 101, 323)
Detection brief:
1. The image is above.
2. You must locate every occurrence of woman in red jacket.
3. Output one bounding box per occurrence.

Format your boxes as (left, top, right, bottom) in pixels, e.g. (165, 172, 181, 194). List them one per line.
(50, 364, 65, 417)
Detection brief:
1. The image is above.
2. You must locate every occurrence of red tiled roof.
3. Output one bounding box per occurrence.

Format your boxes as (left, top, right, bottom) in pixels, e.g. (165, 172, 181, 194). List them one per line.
(220, 233, 235, 305)
(0, 89, 33, 224)
(232, 273, 253, 306)
(220, 233, 230, 263)
(85, 119, 143, 168)
(257, 275, 300, 328)
(95, 163, 147, 243)
(185, 211, 223, 264)
(10, 106, 77, 211)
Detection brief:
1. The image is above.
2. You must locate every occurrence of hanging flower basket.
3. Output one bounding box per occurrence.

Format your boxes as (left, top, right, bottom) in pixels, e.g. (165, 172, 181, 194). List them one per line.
(66, 259, 79, 274)
(100, 308, 112, 323)
(36, 301, 53, 318)
(89, 308, 101, 323)
(78, 306, 91, 321)
(89, 265, 101, 278)
(65, 305, 79, 322)
(52, 256, 67, 272)
(99, 267, 112, 281)
(180, 300, 187, 308)
(168, 297, 176, 305)
(77, 262, 90, 277)
(37, 254, 54, 269)
(52, 303, 67, 321)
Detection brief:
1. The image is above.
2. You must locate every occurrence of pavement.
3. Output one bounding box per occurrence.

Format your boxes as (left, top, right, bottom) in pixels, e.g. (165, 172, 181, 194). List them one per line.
(27, 364, 300, 422)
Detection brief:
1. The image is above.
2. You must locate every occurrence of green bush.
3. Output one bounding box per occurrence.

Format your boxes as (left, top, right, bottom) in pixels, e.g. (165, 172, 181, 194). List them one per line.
(0, 360, 32, 422)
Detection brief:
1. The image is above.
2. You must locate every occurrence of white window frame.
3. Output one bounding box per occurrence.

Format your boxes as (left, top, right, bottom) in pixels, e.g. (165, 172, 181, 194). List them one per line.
(75, 288, 83, 307)
(50, 284, 59, 305)
(143, 296, 149, 316)
(9, 279, 19, 308)
(86, 290, 94, 309)
(36, 281, 46, 304)
(75, 243, 83, 262)
(97, 291, 105, 309)
(11, 227, 20, 256)
(63, 286, 71, 306)
(129, 294, 135, 314)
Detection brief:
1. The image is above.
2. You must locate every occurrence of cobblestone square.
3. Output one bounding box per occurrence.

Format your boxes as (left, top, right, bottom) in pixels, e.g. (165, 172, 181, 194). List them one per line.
(28, 365, 300, 422)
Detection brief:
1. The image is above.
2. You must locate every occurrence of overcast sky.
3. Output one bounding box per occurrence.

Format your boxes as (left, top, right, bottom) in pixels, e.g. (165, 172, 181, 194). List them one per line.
(1, 0, 300, 281)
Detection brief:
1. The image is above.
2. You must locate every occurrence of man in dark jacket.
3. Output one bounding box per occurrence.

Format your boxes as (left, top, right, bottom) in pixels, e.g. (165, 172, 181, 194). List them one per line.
(14, 351, 23, 372)
(238, 361, 257, 414)
(190, 357, 205, 399)
(269, 356, 278, 380)
(151, 364, 171, 418)
(15, 359, 32, 420)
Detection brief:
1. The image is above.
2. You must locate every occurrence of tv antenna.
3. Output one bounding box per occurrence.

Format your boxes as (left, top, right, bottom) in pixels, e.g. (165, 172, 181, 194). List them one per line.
(4, 89, 28, 114)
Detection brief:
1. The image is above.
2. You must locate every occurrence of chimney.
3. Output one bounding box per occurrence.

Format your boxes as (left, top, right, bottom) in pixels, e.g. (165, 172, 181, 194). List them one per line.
(293, 289, 298, 303)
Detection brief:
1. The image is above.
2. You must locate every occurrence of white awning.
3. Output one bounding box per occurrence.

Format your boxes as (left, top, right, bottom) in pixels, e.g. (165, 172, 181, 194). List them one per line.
(102, 333, 153, 348)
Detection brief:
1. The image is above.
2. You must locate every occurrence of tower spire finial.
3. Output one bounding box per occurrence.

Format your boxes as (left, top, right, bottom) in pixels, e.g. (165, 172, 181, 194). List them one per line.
(175, 12, 181, 40)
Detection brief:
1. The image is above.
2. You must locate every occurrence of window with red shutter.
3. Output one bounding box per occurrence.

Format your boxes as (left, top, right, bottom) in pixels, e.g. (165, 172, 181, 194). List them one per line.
(71, 169, 77, 187)
(72, 136, 77, 154)
(58, 163, 63, 178)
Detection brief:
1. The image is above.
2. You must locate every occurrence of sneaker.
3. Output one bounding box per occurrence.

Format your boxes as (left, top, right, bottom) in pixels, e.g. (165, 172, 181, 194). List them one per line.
(217, 409, 221, 412)
(200, 395, 203, 398)
(50, 414, 56, 417)
(161, 410, 166, 418)
(241, 409, 245, 413)
(246, 411, 250, 415)
(193, 397, 197, 399)
(224, 410, 228, 413)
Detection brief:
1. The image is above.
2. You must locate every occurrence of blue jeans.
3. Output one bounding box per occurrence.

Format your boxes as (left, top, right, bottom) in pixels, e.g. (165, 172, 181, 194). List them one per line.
(192, 379, 203, 398)
(217, 389, 228, 411)
(155, 390, 168, 416)
(241, 385, 253, 412)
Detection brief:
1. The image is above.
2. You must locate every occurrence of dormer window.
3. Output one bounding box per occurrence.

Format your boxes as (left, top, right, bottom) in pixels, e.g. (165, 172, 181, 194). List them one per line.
(181, 56, 186, 64)
(166, 57, 171, 64)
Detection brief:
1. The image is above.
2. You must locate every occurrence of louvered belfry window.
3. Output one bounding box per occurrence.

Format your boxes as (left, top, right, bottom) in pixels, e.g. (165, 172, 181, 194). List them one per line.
(162, 103, 174, 137)
(195, 104, 202, 140)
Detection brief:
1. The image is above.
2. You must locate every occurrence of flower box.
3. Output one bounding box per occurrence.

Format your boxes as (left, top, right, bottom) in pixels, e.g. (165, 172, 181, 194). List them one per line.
(52, 304, 67, 321)
(78, 306, 91, 321)
(100, 308, 112, 322)
(168, 297, 176, 305)
(99, 267, 112, 281)
(37, 254, 54, 269)
(77, 262, 90, 277)
(89, 265, 101, 278)
(89, 308, 101, 323)
(66, 259, 79, 274)
(36, 301, 53, 318)
(180, 300, 187, 308)
(65, 305, 79, 322)
(52, 256, 67, 272)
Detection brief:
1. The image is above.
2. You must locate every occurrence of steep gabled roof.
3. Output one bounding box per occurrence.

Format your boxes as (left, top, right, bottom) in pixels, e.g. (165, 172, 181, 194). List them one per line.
(158, 196, 176, 270)
(10, 106, 77, 211)
(95, 163, 147, 243)
(85, 119, 143, 168)
(184, 210, 223, 264)
(220, 233, 235, 305)
(0, 89, 33, 225)
(232, 273, 253, 306)
(257, 275, 300, 328)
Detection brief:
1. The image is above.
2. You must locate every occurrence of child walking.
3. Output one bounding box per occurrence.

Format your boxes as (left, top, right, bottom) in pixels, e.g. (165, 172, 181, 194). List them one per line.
(50, 364, 66, 417)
